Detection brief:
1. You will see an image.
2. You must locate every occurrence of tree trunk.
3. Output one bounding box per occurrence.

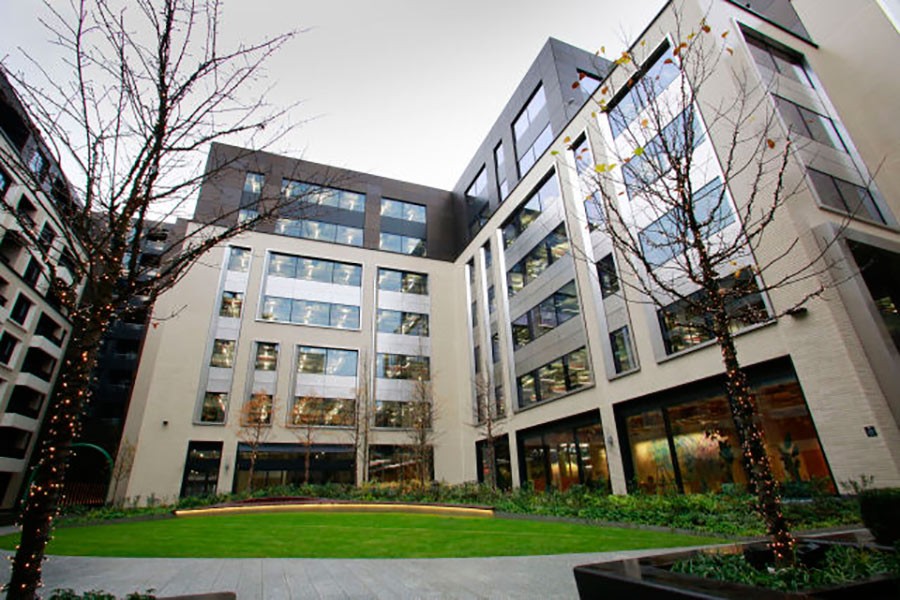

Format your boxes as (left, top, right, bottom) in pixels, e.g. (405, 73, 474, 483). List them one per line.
(304, 441, 311, 485)
(247, 449, 257, 493)
(711, 302, 795, 565)
(7, 306, 112, 599)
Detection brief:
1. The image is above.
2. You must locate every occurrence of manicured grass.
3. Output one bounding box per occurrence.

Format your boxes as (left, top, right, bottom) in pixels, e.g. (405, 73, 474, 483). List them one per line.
(0, 512, 720, 558)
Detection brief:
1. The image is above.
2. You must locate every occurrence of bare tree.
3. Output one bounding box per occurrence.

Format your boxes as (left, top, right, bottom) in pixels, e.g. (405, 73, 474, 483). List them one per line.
(234, 392, 277, 493)
(405, 373, 437, 489)
(0, 2, 310, 594)
(290, 396, 318, 485)
(107, 438, 136, 507)
(351, 353, 372, 486)
(473, 373, 501, 490)
(576, 14, 853, 565)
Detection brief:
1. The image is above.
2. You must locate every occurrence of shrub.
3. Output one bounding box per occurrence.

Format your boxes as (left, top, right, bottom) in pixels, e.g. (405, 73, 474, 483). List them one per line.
(859, 488, 900, 545)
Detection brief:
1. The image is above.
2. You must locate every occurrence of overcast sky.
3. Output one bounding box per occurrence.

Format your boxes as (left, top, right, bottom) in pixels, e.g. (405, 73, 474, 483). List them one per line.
(1, 0, 666, 191)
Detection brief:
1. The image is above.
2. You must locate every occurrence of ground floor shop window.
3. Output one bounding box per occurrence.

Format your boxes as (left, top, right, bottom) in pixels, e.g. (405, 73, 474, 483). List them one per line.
(476, 435, 512, 490)
(233, 443, 354, 492)
(617, 358, 833, 495)
(180, 441, 223, 498)
(516, 411, 610, 492)
(368, 445, 433, 483)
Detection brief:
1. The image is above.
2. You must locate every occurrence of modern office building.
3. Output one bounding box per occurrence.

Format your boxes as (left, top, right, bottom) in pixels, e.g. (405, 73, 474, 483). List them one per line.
(0, 70, 85, 511)
(118, 0, 900, 502)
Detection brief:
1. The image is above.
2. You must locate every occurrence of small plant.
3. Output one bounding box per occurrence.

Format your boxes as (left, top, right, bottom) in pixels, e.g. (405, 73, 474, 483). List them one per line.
(840, 474, 876, 495)
(48, 590, 155, 600)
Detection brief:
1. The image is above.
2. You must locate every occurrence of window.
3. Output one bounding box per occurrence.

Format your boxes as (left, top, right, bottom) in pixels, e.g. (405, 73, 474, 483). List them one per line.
(502, 173, 560, 248)
(513, 85, 552, 175)
(227, 247, 251, 272)
(610, 326, 636, 373)
(0, 167, 10, 198)
(200, 392, 228, 423)
(658, 271, 769, 354)
(381, 198, 426, 223)
(22, 258, 41, 287)
(807, 169, 885, 224)
(848, 241, 900, 352)
(219, 291, 244, 318)
(376, 353, 430, 380)
(37, 224, 56, 251)
(466, 168, 488, 200)
(506, 223, 570, 297)
(255, 342, 278, 371)
(274, 218, 364, 247)
(210, 339, 236, 368)
(297, 346, 358, 376)
(260, 296, 360, 329)
(597, 254, 620, 298)
(242, 394, 273, 425)
(0, 333, 19, 365)
(744, 31, 813, 86)
(377, 268, 428, 294)
(572, 135, 604, 230)
(517, 347, 591, 408)
(511, 281, 580, 349)
(282, 180, 366, 212)
(773, 96, 845, 151)
(377, 309, 429, 336)
(10, 295, 33, 325)
(240, 173, 264, 207)
(29, 150, 48, 182)
(608, 42, 680, 139)
(494, 143, 509, 199)
(290, 397, 355, 427)
(267, 253, 362, 286)
(576, 71, 601, 100)
(379, 232, 425, 256)
(638, 178, 734, 268)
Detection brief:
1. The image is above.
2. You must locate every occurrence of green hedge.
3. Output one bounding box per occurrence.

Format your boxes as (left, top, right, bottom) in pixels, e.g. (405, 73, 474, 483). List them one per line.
(859, 488, 900, 545)
(59, 482, 862, 537)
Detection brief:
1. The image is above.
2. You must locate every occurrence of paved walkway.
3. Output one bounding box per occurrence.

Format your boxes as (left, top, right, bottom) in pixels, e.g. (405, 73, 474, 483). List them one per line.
(0, 543, 707, 599)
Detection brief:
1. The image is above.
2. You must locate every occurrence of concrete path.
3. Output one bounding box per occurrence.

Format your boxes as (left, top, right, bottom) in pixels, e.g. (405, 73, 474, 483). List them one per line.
(0, 546, 704, 599)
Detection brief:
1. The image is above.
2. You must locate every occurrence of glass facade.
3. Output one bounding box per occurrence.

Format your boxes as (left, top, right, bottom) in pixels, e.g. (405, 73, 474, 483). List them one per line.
(619, 362, 833, 495)
(260, 296, 360, 329)
(180, 442, 222, 497)
(517, 413, 610, 492)
(267, 253, 362, 286)
(377, 309, 429, 336)
(377, 268, 428, 294)
(808, 169, 885, 224)
(517, 347, 590, 408)
(608, 42, 679, 139)
(376, 353, 430, 380)
(210, 339, 236, 368)
(381, 198, 427, 223)
(511, 281, 579, 349)
(227, 247, 251, 272)
(297, 346, 358, 377)
(502, 173, 559, 248)
(219, 291, 243, 318)
(290, 397, 355, 427)
(848, 241, 900, 352)
(234, 443, 355, 491)
(199, 392, 228, 423)
(369, 445, 433, 482)
(506, 223, 570, 297)
(476, 435, 512, 490)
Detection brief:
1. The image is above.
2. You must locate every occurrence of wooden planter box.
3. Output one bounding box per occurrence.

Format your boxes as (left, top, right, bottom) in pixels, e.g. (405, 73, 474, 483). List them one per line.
(573, 543, 899, 599)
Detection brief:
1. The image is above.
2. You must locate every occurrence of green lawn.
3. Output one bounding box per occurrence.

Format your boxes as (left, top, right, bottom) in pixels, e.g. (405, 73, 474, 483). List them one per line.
(0, 512, 720, 558)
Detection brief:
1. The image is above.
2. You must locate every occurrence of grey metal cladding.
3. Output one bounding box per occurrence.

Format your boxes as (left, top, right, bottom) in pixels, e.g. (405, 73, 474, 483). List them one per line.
(379, 216, 428, 238)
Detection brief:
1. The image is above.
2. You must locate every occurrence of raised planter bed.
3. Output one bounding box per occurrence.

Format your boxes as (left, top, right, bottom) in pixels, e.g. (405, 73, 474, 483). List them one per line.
(574, 540, 899, 599)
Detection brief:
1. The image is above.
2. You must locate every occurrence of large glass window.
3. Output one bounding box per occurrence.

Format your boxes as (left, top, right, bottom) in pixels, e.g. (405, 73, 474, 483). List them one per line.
(807, 169, 885, 224)
(267, 252, 362, 286)
(376, 353, 430, 380)
(381, 198, 426, 223)
(517, 347, 591, 408)
(608, 42, 680, 139)
(597, 254, 620, 298)
(219, 291, 244, 318)
(518, 413, 610, 492)
(199, 393, 228, 424)
(494, 143, 508, 199)
(744, 31, 813, 86)
(638, 177, 734, 268)
(210, 339, 236, 368)
(290, 397, 355, 427)
(241, 173, 264, 206)
(513, 85, 551, 175)
(506, 223, 570, 297)
(255, 342, 278, 371)
(502, 173, 560, 248)
(274, 218, 363, 247)
(377, 268, 428, 294)
(848, 241, 900, 352)
(281, 180, 365, 212)
(511, 281, 579, 349)
(260, 296, 360, 329)
(377, 309, 429, 336)
(773, 96, 845, 151)
(658, 271, 769, 355)
(466, 168, 488, 200)
(379, 232, 425, 256)
(610, 326, 637, 373)
(297, 346, 358, 377)
(227, 247, 251, 272)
